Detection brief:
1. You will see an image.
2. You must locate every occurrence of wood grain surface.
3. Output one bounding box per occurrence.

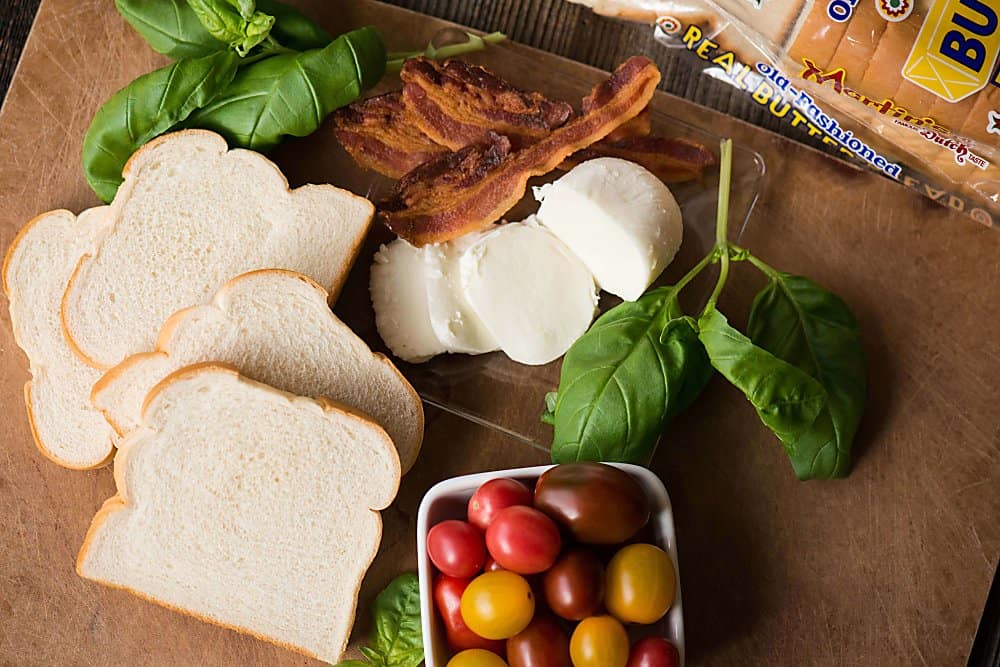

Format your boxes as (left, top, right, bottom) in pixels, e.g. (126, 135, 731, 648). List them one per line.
(0, 1, 997, 666)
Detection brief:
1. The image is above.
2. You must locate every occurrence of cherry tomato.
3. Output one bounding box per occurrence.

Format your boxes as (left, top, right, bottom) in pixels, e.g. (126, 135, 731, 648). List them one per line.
(542, 548, 604, 621)
(428, 520, 487, 578)
(606, 544, 675, 624)
(506, 614, 572, 667)
(469, 478, 533, 530)
(484, 557, 505, 572)
(448, 648, 510, 667)
(434, 575, 506, 654)
(534, 463, 650, 544)
(461, 571, 536, 640)
(569, 616, 629, 667)
(626, 637, 680, 667)
(486, 506, 562, 574)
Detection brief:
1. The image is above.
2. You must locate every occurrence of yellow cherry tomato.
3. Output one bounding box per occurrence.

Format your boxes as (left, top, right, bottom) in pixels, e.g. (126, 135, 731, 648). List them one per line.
(605, 543, 676, 624)
(460, 571, 535, 640)
(447, 648, 509, 667)
(569, 615, 629, 667)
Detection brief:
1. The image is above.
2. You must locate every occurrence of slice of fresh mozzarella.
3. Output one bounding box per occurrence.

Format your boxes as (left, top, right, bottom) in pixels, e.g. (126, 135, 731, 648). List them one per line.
(534, 157, 682, 301)
(424, 233, 500, 354)
(461, 220, 598, 366)
(370, 239, 446, 362)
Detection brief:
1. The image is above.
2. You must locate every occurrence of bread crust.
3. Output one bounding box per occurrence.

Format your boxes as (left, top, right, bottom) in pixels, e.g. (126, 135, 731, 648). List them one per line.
(60, 130, 376, 367)
(91, 268, 425, 472)
(77, 362, 400, 662)
(4, 209, 115, 468)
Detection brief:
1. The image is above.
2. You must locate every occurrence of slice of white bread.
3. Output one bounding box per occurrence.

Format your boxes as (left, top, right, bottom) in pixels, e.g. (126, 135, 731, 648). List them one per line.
(4, 130, 373, 468)
(61, 129, 374, 369)
(3, 207, 114, 468)
(92, 269, 424, 472)
(77, 363, 401, 663)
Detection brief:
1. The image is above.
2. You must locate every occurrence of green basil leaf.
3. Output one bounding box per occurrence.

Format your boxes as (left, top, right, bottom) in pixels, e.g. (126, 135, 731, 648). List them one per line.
(185, 26, 385, 152)
(115, 0, 221, 58)
(256, 0, 332, 50)
(372, 573, 423, 667)
(550, 286, 713, 465)
(187, 0, 275, 56)
(540, 391, 558, 425)
(332, 662, 372, 667)
(82, 50, 240, 202)
(746, 272, 865, 478)
(697, 306, 849, 479)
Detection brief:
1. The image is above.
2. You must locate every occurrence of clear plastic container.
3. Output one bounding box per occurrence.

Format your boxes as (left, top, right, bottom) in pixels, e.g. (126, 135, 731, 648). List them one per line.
(327, 41, 765, 452)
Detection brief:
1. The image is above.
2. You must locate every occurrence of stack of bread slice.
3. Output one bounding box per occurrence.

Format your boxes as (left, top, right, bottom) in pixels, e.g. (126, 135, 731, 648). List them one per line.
(3, 130, 423, 662)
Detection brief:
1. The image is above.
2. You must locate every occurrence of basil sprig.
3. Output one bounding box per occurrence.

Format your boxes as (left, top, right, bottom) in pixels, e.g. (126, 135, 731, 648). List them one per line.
(86, 0, 505, 202)
(548, 139, 866, 480)
(334, 573, 423, 667)
(185, 27, 385, 152)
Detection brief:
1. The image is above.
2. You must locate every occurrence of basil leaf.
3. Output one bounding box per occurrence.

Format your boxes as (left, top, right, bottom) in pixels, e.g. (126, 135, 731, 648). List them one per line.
(115, 0, 221, 58)
(550, 286, 713, 465)
(185, 26, 385, 152)
(256, 0, 332, 50)
(82, 50, 240, 202)
(373, 573, 423, 666)
(540, 391, 558, 425)
(698, 306, 852, 479)
(747, 272, 865, 478)
(187, 0, 275, 56)
(333, 662, 371, 667)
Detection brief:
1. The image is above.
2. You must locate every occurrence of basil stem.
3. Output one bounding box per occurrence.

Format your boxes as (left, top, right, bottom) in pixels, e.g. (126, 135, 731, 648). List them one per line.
(385, 31, 508, 73)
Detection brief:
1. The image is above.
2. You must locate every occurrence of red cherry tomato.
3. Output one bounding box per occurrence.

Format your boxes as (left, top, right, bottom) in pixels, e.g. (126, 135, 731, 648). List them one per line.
(434, 575, 505, 655)
(626, 637, 680, 667)
(486, 506, 562, 574)
(428, 520, 487, 578)
(469, 478, 533, 531)
(506, 614, 572, 667)
(484, 557, 505, 572)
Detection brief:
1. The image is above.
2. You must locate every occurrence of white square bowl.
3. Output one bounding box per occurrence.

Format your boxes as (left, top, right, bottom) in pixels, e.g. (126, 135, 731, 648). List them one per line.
(416, 463, 685, 666)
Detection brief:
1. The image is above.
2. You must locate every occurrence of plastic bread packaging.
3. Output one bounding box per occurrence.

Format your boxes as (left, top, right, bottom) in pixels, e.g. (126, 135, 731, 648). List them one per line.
(574, 0, 999, 227)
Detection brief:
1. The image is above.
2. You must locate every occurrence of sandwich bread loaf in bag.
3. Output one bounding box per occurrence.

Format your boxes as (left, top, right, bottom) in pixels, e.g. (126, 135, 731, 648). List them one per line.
(572, 0, 999, 226)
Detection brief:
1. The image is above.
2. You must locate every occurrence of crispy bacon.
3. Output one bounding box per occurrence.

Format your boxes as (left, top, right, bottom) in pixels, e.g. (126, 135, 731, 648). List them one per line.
(401, 58, 574, 151)
(601, 107, 651, 143)
(566, 136, 717, 183)
(382, 56, 661, 246)
(334, 92, 448, 179)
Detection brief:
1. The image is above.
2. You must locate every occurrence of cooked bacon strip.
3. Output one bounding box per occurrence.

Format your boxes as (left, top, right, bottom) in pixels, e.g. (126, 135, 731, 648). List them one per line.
(382, 56, 661, 246)
(334, 92, 448, 179)
(401, 58, 574, 151)
(602, 107, 651, 143)
(567, 136, 717, 183)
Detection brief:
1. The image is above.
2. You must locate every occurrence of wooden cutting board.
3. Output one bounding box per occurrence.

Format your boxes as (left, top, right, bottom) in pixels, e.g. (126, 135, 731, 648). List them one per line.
(0, 1, 997, 665)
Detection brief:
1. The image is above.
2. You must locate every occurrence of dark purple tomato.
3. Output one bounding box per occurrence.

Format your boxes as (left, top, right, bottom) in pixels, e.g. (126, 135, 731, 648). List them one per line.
(533, 463, 650, 544)
(433, 575, 506, 655)
(506, 614, 572, 667)
(542, 548, 605, 621)
(486, 506, 562, 574)
(428, 520, 487, 578)
(626, 637, 680, 667)
(469, 478, 533, 531)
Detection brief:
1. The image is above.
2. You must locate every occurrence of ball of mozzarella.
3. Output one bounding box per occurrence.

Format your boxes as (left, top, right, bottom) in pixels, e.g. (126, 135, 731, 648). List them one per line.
(534, 157, 682, 301)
